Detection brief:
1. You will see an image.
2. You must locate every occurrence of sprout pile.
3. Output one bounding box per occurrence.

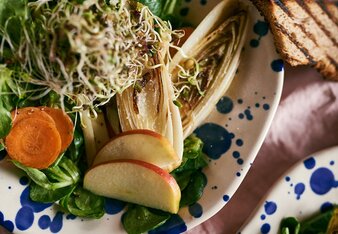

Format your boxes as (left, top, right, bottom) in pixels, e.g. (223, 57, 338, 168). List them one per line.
(0, 0, 177, 112)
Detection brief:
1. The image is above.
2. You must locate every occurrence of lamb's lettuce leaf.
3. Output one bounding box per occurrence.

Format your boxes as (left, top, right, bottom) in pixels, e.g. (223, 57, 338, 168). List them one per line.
(137, 0, 184, 28)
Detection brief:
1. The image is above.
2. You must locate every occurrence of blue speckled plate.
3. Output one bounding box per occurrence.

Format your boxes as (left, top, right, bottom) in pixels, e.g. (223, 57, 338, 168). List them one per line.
(240, 146, 338, 234)
(0, 1, 283, 233)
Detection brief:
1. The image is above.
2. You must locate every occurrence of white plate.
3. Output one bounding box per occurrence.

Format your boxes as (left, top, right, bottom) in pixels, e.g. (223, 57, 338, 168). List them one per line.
(240, 146, 338, 234)
(0, 0, 283, 233)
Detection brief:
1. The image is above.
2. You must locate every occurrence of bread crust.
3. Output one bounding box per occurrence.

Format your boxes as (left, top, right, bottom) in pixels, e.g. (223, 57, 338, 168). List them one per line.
(251, 0, 338, 80)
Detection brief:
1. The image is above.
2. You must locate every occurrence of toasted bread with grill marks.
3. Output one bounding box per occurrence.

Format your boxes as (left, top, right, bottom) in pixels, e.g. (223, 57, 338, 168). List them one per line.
(251, 0, 338, 80)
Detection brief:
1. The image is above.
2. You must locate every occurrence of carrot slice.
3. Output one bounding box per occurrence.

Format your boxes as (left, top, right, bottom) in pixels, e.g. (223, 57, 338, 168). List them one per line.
(5, 118, 62, 169)
(11, 107, 55, 126)
(40, 107, 74, 152)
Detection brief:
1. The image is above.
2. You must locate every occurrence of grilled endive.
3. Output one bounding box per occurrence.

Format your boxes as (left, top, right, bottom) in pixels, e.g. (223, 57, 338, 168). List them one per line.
(170, 0, 249, 138)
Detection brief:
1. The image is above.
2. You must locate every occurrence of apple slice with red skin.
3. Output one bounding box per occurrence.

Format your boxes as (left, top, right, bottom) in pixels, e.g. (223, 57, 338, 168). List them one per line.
(93, 129, 181, 172)
(84, 159, 181, 213)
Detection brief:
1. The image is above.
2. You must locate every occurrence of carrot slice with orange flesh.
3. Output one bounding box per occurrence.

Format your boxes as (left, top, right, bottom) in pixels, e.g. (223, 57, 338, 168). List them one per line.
(11, 107, 55, 126)
(5, 118, 62, 169)
(40, 107, 74, 152)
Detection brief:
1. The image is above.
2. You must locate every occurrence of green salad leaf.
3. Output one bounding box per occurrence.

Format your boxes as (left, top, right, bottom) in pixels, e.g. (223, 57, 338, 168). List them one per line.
(59, 186, 105, 218)
(280, 206, 337, 234)
(0, 101, 11, 138)
(0, 0, 27, 27)
(299, 207, 334, 234)
(280, 217, 300, 234)
(179, 171, 207, 207)
(122, 205, 170, 234)
(0, 0, 27, 53)
(171, 134, 208, 207)
(13, 157, 80, 190)
(30, 183, 76, 203)
(137, 0, 184, 28)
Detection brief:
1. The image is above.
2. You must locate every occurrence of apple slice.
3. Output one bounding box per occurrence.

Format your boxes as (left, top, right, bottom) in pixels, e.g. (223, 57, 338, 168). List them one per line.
(84, 159, 181, 213)
(93, 129, 181, 172)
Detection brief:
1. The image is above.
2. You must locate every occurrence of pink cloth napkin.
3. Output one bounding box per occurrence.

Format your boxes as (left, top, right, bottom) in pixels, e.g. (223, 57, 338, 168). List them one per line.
(188, 65, 338, 233)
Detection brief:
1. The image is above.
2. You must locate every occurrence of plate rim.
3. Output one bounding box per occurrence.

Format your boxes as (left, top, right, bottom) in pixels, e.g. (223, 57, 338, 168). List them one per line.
(239, 145, 338, 233)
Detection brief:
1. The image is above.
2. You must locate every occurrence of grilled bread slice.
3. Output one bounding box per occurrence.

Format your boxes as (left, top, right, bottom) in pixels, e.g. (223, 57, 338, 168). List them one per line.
(251, 0, 338, 80)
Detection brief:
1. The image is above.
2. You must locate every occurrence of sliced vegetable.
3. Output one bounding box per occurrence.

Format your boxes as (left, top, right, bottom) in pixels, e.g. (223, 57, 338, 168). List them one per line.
(117, 58, 171, 137)
(42, 107, 74, 152)
(90, 111, 110, 152)
(80, 110, 96, 166)
(84, 159, 181, 213)
(11, 107, 55, 126)
(170, 0, 249, 137)
(6, 118, 62, 169)
(105, 98, 121, 136)
(93, 129, 181, 172)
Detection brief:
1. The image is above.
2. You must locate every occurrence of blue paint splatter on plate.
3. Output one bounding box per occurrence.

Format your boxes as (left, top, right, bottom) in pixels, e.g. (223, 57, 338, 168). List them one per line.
(194, 123, 232, 159)
(264, 201, 277, 215)
(149, 215, 187, 234)
(0, 211, 14, 232)
(20, 187, 53, 212)
(294, 183, 305, 200)
(189, 203, 203, 218)
(320, 202, 333, 212)
(271, 59, 284, 72)
(223, 195, 230, 202)
(236, 139, 243, 147)
(50, 212, 63, 233)
(260, 223, 271, 234)
(310, 167, 337, 195)
(250, 20, 269, 48)
(244, 109, 253, 120)
(304, 157, 316, 169)
(263, 104, 270, 111)
(233, 151, 240, 159)
(104, 198, 126, 215)
(216, 96, 233, 114)
(15, 206, 34, 231)
(38, 215, 51, 230)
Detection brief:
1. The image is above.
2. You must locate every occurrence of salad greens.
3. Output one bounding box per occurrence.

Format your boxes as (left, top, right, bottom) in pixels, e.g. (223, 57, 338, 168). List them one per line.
(0, 0, 178, 113)
(280, 206, 338, 234)
(0, 0, 209, 233)
(59, 186, 105, 218)
(137, 0, 184, 28)
(122, 205, 171, 234)
(0, 101, 11, 138)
